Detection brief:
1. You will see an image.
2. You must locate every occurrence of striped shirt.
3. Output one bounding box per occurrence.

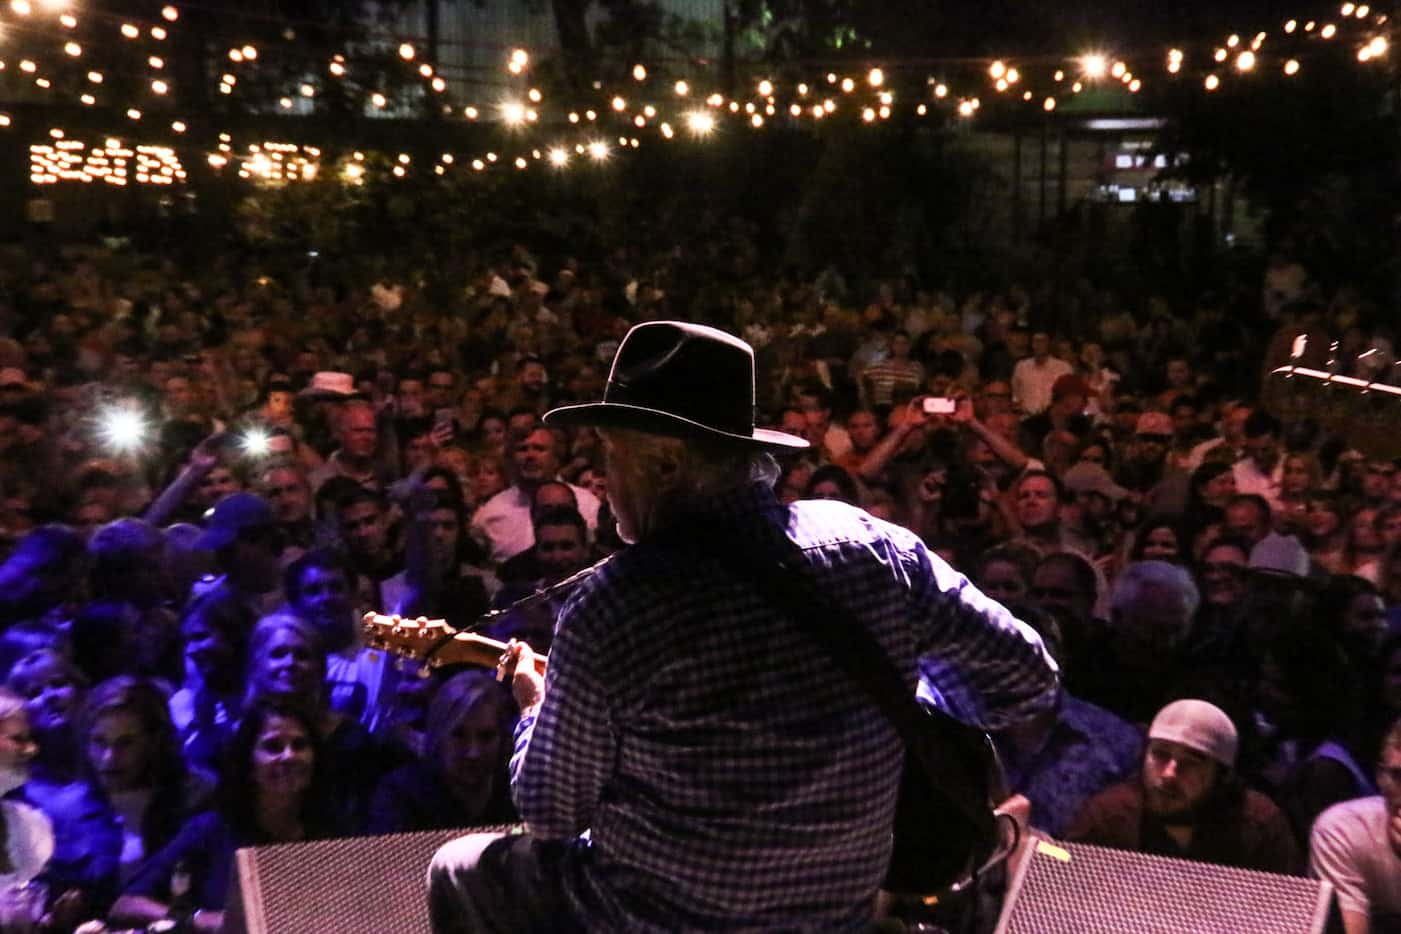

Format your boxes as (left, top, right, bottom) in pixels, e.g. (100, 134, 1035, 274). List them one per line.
(510, 483, 1058, 931)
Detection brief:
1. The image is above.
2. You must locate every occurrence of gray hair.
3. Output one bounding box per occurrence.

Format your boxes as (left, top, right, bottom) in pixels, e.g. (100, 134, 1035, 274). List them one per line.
(1110, 560, 1200, 622)
(600, 428, 779, 540)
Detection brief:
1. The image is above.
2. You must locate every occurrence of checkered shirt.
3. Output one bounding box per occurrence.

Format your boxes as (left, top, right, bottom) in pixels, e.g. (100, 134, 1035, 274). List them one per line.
(511, 482, 1058, 931)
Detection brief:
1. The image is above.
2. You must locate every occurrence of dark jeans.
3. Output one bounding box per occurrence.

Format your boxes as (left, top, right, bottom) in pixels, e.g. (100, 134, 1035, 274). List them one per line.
(427, 831, 581, 934)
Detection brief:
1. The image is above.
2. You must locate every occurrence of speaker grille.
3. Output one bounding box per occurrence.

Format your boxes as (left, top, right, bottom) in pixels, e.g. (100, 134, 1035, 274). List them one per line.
(996, 840, 1331, 934)
(231, 825, 521, 934)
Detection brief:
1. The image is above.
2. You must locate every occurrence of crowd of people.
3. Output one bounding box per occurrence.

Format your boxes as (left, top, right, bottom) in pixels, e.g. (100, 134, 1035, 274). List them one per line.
(0, 237, 1397, 931)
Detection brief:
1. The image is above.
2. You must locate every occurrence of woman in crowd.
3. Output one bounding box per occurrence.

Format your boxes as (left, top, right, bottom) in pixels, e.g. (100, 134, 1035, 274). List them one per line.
(244, 614, 398, 830)
(803, 465, 861, 505)
(368, 671, 517, 834)
(971, 545, 1037, 607)
(111, 701, 337, 932)
(468, 454, 508, 510)
(1184, 462, 1237, 537)
(46, 678, 214, 916)
(1303, 492, 1349, 574)
(0, 688, 52, 891)
(1128, 517, 1187, 565)
(1276, 452, 1321, 533)
(1346, 506, 1387, 582)
(8, 650, 87, 791)
(169, 590, 252, 774)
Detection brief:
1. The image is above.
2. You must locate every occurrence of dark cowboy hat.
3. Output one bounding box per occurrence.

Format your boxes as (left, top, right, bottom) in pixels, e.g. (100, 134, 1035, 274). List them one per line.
(543, 321, 808, 451)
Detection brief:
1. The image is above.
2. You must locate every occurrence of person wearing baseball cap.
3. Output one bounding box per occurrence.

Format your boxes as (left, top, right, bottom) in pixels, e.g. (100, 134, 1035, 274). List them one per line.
(1067, 698, 1299, 873)
(194, 492, 284, 614)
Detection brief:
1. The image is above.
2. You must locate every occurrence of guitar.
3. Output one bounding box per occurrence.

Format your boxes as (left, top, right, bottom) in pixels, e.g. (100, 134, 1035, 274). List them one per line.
(361, 612, 549, 676)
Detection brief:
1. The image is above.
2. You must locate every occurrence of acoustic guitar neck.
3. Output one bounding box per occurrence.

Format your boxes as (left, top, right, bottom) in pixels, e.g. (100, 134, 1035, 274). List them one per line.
(361, 612, 549, 676)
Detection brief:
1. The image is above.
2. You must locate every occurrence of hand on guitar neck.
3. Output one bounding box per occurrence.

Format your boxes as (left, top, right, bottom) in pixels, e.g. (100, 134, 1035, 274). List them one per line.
(360, 613, 549, 678)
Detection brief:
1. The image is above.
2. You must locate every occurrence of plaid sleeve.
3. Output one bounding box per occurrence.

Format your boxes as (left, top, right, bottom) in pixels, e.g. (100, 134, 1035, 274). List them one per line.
(508, 590, 614, 840)
(903, 532, 1060, 731)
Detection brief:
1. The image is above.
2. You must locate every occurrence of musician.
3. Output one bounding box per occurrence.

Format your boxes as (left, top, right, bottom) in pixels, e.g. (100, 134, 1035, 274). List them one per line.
(427, 321, 1059, 932)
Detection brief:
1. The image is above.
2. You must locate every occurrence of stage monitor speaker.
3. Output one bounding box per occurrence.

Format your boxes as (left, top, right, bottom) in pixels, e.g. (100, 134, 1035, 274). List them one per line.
(223, 825, 520, 934)
(994, 838, 1336, 934)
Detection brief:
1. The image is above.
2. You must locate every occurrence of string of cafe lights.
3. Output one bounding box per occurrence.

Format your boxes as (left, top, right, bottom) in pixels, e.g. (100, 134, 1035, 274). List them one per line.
(0, 0, 1393, 185)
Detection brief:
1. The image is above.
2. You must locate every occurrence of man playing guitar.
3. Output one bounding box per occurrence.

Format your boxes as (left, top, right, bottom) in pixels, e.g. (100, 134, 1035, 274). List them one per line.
(426, 321, 1059, 932)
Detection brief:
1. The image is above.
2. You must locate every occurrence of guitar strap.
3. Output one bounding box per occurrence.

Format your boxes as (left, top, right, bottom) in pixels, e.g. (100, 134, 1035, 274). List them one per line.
(683, 515, 995, 836)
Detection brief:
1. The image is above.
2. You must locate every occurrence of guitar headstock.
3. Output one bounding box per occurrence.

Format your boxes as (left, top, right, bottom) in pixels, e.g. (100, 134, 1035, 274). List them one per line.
(361, 612, 454, 665)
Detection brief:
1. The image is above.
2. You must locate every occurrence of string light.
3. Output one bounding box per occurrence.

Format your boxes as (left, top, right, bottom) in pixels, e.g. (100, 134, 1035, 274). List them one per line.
(1284, 58, 1301, 74)
(398, 43, 415, 60)
(685, 111, 715, 135)
(1081, 54, 1109, 79)
(989, 61, 1006, 80)
(121, 23, 139, 39)
(1204, 74, 1220, 90)
(674, 80, 689, 96)
(1236, 50, 1256, 71)
(149, 56, 164, 69)
(758, 79, 773, 96)
(161, 5, 178, 21)
(632, 64, 647, 81)
(1043, 96, 1056, 111)
(867, 68, 884, 87)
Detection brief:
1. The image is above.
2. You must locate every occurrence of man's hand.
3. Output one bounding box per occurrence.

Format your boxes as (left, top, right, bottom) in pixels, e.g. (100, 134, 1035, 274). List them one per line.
(188, 433, 226, 473)
(497, 639, 546, 717)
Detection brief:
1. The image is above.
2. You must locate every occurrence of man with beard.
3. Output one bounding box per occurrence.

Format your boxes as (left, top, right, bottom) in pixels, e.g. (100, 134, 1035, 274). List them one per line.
(1312, 718, 1401, 934)
(1068, 699, 1297, 873)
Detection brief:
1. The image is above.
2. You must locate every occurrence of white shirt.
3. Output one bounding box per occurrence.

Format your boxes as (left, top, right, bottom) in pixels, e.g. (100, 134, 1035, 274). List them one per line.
(1011, 356, 1073, 415)
(470, 483, 602, 564)
(1234, 455, 1284, 512)
(1311, 796, 1401, 922)
(0, 801, 52, 889)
